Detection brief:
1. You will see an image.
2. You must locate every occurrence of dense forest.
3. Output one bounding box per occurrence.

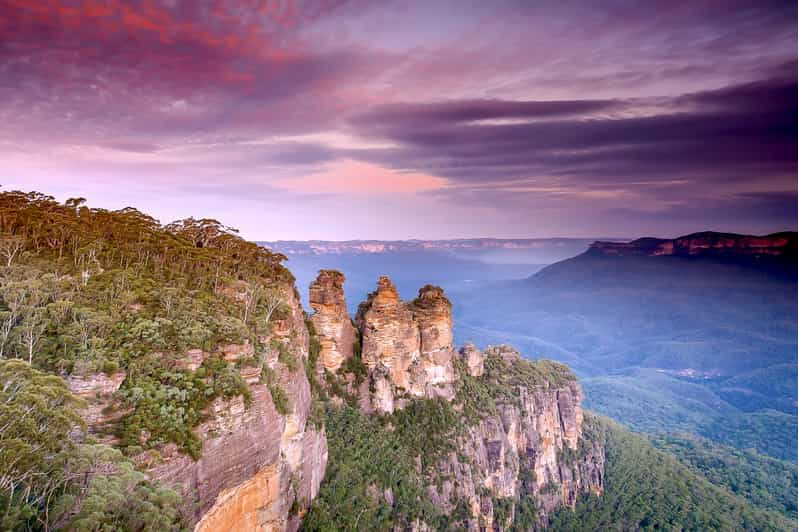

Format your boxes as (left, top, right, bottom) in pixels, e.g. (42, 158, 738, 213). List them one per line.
(0, 191, 294, 530)
(549, 416, 795, 531)
(650, 433, 798, 520)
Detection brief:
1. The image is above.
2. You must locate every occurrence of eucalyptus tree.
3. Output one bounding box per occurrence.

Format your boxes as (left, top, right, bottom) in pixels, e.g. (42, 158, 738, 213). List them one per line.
(0, 360, 85, 529)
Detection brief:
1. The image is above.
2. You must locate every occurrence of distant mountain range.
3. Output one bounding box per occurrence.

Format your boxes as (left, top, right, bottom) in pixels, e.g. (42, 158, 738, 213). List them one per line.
(450, 230, 798, 462)
(588, 231, 798, 262)
(261, 237, 620, 256)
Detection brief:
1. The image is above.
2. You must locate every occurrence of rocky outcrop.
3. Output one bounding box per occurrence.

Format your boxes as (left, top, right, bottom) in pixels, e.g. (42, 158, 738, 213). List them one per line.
(459, 343, 485, 377)
(324, 274, 604, 528)
(67, 371, 127, 445)
(409, 285, 457, 398)
(590, 231, 798, 260)
(309, 270, 357, 373)
(354, 276, 457, 413)
(138, 283, 327, 531)
(426, 345, 604, 529)
(67, 371, 127, 397)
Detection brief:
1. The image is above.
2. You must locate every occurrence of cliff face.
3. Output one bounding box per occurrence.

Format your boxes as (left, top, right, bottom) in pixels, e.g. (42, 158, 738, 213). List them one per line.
(353, 276, 456, 413)
(174, 285, 327, 532)
(427, 345, 604, 529)
(71, 282, 328, 532)
(71, 266, 604, 531)
(311, 272, 605, 529)
(590, 231, 798, 260)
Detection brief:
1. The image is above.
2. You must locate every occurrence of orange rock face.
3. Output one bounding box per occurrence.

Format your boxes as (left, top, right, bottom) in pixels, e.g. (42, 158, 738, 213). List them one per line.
(195, 463, 283, 532)
(309, 270, 357, 373)
(141, 283, 327, 531)
(354, 276, 457, 413)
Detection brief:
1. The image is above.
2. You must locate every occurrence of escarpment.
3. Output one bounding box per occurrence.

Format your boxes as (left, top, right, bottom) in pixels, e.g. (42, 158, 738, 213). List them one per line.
(2, 192, 607, 531)
(157, 285, 327, 532)
(68, 281, 327, 532)
(590, 231, 798, 260)
(307, 272, 606, 530)
(65, 266, 604, 531)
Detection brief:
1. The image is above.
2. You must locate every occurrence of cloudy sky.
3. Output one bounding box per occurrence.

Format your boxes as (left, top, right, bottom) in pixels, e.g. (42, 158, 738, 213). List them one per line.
(2, 0, 797, 240)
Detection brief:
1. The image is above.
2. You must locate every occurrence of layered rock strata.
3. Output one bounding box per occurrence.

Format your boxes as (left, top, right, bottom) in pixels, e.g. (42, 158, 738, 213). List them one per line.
(75, 281, 328, 532)
(430, 345, 604, 528)
(171, 284, 326, 532)
(308, 270, 357, 373)
(590, 231, 798, 259)
(353, 276, 457, 413)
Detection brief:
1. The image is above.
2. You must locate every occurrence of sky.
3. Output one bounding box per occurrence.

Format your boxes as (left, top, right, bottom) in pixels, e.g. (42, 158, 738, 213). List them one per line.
(1, 0, 798, 240)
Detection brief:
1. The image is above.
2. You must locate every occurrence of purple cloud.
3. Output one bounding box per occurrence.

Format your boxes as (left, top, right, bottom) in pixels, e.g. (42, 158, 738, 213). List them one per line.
(1, 0, 797, 238)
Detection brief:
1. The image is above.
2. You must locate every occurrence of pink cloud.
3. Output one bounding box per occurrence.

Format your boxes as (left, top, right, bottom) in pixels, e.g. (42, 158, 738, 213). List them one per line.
(273, 159, 447, 195)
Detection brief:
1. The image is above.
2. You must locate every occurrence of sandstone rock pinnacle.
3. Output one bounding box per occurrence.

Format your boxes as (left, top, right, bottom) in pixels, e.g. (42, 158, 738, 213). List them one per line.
(354, 276, 457, 413)
(309, 270, 357, 373)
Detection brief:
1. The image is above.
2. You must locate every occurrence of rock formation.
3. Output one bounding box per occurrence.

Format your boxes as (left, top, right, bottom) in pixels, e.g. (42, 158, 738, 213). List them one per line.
(459, 342, 485, 377)
(409, 285, 457, 397)
(69, 266, 605, 531)
(590, 231, 798, 260)
(174, 284, 326, 532)
(354, 276, 457, 413)
(324, 274, 605, 528)
(74, 282, 329, 532)
(425, 345, 604, 528)
(308, 270, 357, 373)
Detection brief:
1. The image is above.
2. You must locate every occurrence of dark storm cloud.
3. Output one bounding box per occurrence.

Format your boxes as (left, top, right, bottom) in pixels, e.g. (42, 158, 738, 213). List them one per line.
(350, 99, 626, 127)
(347, 68, 798, 187)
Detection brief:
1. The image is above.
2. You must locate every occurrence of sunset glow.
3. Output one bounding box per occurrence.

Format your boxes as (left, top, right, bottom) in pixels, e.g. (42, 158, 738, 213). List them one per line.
(2, 0, 797, 239)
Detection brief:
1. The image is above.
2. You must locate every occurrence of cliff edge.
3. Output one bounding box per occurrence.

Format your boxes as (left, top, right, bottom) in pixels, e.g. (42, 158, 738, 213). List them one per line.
(306, 272, 605, 530)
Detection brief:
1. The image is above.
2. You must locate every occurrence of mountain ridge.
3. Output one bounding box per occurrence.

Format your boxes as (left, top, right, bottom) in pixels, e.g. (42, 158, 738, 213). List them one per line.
(587, 230, 798, 261)
(261, 237, 620, 255)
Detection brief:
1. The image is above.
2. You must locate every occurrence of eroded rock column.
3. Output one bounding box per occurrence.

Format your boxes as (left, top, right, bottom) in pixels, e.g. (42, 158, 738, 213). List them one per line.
(309, 270, 356, 373)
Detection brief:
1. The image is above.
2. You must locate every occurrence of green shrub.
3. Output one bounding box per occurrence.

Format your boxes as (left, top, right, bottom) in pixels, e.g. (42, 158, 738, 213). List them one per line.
(117, 355, 250, 459)
(275, 341, 299, 372)
(102, 359, 120, 375)
(492, 497, 514, 529)
(268, 383, 291, 415)
(338, 353, 367, 382)
(390, 398, 462, 471)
